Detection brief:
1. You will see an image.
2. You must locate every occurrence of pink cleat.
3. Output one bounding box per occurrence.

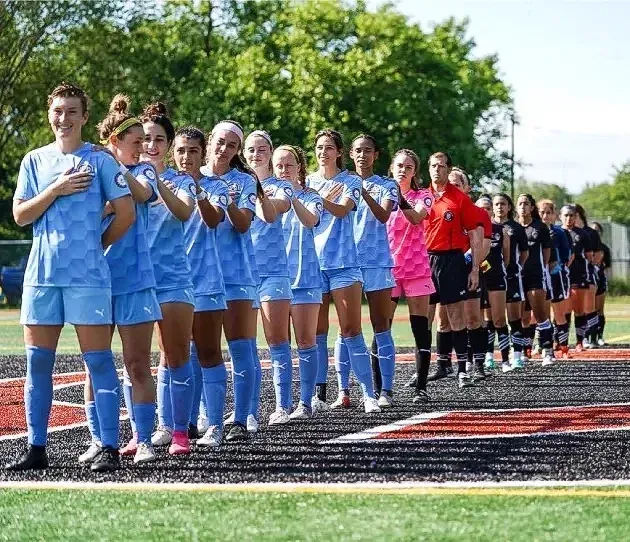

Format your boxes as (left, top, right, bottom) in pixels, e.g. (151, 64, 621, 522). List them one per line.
(168, 430, 190, 455)
(120, 434, 138, 457)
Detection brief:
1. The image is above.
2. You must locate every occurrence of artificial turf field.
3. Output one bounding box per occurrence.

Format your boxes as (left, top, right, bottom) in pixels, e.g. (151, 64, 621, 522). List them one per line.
(1, 300, 630, 540)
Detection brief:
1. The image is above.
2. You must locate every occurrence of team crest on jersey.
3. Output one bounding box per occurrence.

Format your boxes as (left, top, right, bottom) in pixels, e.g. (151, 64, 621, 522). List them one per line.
(575, 235, 580, 241)
(228, 182, 240, 198)
(248, 193, 257, 206)
(424, 197, 433, 209)
(219, 194, 228, 207)
(352, 188, 361, 200)
(188, 183, 197, 197)
(283, 186, 294, 198)
(493, 232, 501, 241)
(316, 201, 324, 214)
(532, 230, 539, 239)
(114, 172, 127, 189)
(144, 167, 156, 181)
(444, 210, 454, 222)
(506, 227, 513, 236)
(76, 162, 94, 175)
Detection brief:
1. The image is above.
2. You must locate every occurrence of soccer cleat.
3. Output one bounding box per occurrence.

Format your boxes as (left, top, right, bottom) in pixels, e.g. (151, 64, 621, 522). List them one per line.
(78, 442, 102, 464)
(583, 337, 592, 350)
(466, 361, 473, 374)
(311, 396, 330, 414)
(134, 442, 157, 464)
(363, 396, 381, 413)
(427, 366, 449, 382)
(120, 434, 138, 457)
(560, 345, 570, 359)
(405, 373, 418, 388)
(224, 411, 236, 424)
(501, 362, 514, 373)
(197, 413, 210, 435)
(188, 423, 200, 440)
(458, 372, 473, 389)
(168, 430, 191, 455)
(597, 338, 606, 347)
(523, 348, 532, 363)
(377, 391, 393, 409)
(247, 414, 259, 433)
(331, 392, 351, 410)
(225, 422, 248, 442)
(269, 408, 291, 426)
(575, 342, 584, 354)
(412, 390, 430, 404)
(5, 446, 49, 471)
(472, 365, 486, 382)
(197, 426, 223, 448)
(542, 352, 556, 367)
(484, 353, 495, 370)
(289, 402, 313, 420)
(511, 358, 524, 370)
(151, 426, 173, 447)
(90, 447, 120, 473)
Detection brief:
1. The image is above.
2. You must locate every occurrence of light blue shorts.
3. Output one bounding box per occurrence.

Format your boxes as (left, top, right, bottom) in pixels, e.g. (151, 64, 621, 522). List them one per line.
(258, 276, 293, 302)
(113, 288, 162, 326)
(321, 268, 363, 294)
(194, 293, 227, 312)
(225, 284, 257, 303)
(361, 267, 395, 293)
(20, 286, 112, 326)
(156, 287, 195, 307)
(291, 287, 323, 305)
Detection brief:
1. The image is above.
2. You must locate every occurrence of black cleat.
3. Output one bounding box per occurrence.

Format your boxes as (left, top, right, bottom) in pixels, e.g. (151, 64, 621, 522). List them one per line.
(225, 422, 248, 443)
(427, 366, 449, 382)
(188, 423, 200, 440)
(472, 363, 486, 382)
(412, 390, 431, 404)
(405, 373, 418, 388)
(90, 447, 120, 473)
(5, 445, 48, 471)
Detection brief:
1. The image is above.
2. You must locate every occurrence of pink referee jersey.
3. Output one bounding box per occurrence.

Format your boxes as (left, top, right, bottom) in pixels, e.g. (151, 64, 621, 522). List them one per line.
(386, 188, 433, 281)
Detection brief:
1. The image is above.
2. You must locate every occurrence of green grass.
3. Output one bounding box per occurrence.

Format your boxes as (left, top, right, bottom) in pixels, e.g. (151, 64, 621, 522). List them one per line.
(0, 297, 628, 355)
(1, 489, 630, 541)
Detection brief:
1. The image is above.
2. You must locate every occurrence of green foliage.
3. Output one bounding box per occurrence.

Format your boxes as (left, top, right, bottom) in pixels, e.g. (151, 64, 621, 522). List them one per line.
(513, 179, 573, 210)
(0, 0, 512, 238)
(607, 277, 630, 297)
(579, 163, 630, 226)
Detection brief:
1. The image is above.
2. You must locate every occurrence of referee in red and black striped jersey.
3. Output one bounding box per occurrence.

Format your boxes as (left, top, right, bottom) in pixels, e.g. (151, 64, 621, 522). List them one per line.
(425, 152, 483, 389)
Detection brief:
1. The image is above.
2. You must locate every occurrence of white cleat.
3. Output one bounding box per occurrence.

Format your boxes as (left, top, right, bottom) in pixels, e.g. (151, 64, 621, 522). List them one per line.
(134, 442, 157, 464)
(197, 426, 223, 448)
(269, 408, 291, 426)
(224, 411, 235, 424)
(597, 338, 606, 347)
(377, 393, 393, 409)
(583, 337, 592, 350)
(151, 426, 173, 447)
(247, 414, 259, 433)
(330, 393, 351, 410)
(542, 351, 556, 367)
(363, 397, 381, 414)
(78, 442, 102, 464)
(501, 362, 514, 373)
(466, 361, 474, 374)
(458, 372, 474, 388)
(311, 397, 330, 414)
(289, 402, 313, 420)
(197, 413, 210, 435)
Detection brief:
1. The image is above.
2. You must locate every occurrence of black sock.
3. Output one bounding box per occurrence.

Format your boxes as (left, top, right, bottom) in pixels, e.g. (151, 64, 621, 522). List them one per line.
(599, 314, 606, 340)
(436, 331, 453, 370)
(509, 319, 523, 353)
(537, 320, 553, 349)
(410, 315, 431, 391)
(316, 383, 327, 402)
(558, 322, 569, 347)
(371, 334, 382, 395)
(527, 325, 536, 349)
(486, 320, 496, 354)
(497, 325, 510, 362)
(452, 329, 468, 373)
(587, 311, 599, 343)
(470, 326, 487, 367)
(575, 314, 587, 343)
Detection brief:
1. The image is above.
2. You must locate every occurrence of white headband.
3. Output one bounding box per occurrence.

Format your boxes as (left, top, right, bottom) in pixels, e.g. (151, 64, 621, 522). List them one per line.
(246, 129, 273, 148)
(212, 121, 244, 144)
(476, 197, 492, 207)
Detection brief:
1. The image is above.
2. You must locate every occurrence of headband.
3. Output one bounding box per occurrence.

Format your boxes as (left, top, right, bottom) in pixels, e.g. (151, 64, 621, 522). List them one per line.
(246, 129, 273, 148)
(476, 197, 492, 207)
(100, 117, 141, 145)
(212, 121, 243, 144)
(276, 144, 301, 164)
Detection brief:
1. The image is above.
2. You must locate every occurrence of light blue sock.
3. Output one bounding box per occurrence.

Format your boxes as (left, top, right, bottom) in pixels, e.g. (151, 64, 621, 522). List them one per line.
(344, 334, 375, 399)
(189, 342, 202, 425)
(156, 366, 173, 429)
(334, 335, 351, 391)
(82, 350, 119, 449)
(298, 345, 318, 406)
(375, 330, 396, 392)
(122, 367, 136, 434)
(270, 342, 293, 411)
(202, 364, 227, 430)
(228, 339, 255, 425)
(132, 403, 155, 444)
(84, 400, 101, 444)
(170, 361, 194, 433)
(249, 338, 262, 418)
(24, 346, 55, 447)
(315, 334, 329, 385)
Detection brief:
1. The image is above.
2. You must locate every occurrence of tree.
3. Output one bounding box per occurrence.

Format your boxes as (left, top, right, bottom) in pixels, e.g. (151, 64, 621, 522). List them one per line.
(513, 179, 573, 211)
(579, 163, 630, 225)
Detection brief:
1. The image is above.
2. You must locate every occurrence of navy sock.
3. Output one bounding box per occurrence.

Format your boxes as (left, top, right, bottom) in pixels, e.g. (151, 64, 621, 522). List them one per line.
(452, 329, 468, 373)
(410, 316, 430, 391)
(509, 319, 523, 353)
(497, 325, 510, 363)
(436, 331, 453, 369)
(486, 321, 496, 354)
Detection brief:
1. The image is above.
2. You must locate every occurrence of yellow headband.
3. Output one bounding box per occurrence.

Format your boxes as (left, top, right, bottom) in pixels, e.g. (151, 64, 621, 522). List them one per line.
(276, 144, 301, 164)
(100, 117, 141, 145)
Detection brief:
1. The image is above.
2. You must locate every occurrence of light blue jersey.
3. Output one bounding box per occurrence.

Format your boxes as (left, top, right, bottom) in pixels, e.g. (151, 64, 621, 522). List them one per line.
(251, 177, 293, 278)
(183, 175, 230, 296)
(146, 168, 196, 293)
(213, 168, 258, 287)
(281, 188, 323, 290)
(307, 170, 361, 270)
(14, 142, 129, 288)
(354, 175, 398, 268)
(104, 163, 158, 296)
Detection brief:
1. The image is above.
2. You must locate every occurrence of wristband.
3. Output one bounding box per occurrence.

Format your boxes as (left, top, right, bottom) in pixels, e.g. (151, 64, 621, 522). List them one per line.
(119, 164, 129, 176)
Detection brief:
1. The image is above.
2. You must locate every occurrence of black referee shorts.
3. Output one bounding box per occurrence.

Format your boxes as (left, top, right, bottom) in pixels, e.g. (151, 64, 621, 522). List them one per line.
(429, 250, 468, 306)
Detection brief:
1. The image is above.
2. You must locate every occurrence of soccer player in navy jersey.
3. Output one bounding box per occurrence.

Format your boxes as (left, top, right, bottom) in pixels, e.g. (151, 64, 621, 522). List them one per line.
(308, 130, 380, 414)
(591, 221, 610, 346)
(349, 135, 398, 408)
(244, 131, 296, 425)
(6, 83, 135, 472)
(276, 145, 323, 419)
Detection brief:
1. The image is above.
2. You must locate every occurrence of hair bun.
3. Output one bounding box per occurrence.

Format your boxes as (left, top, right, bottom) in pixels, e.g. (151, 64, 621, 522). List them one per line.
(144, 101, 168, 118)
(110, 94, 130, 114)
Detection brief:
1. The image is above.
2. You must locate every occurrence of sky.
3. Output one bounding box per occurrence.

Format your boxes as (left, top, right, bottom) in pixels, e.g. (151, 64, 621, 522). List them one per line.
(372, 0, 630, 193)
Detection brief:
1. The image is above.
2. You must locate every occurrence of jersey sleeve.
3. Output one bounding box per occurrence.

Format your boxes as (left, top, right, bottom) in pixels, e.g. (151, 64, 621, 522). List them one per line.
(99, 154, 131, 202)
(417, 189, 435, 212)
(557, 227, 572, 263)
(460, 193, 483, 231)
(136, 164, 159, 203)
(517, 225, 529, 253)
(581, 229, 593, 253)
(176, 174, 197, 202)
(238, 175, 257, 214)
(540, 223, 552, 250)
(343, 176, 362, 210)
(590, 229, 602, 252)
(273, 182, 294, 205)
(209, 180, 230, 214)
(14, 154, 36, 201)
(383, 179, 399, 210)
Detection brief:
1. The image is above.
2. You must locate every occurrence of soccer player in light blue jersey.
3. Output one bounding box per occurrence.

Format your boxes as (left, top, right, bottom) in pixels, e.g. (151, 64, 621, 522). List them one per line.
(200, 120, 270, 442)
(350, 135, 398, 408)
(275, 145, 323, 419)
(80, 95, 162, 467)
(244, 130, 296, 426)
(6, 83, 135, 472)
(141, 105, 198, 455)
(307, 130, 380, 414)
